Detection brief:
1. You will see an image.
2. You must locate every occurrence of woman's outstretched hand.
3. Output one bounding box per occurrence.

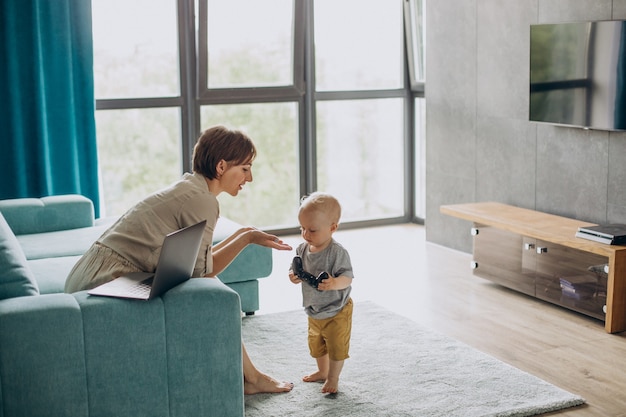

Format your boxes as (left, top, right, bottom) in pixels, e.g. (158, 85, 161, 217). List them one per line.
(247, 229, 292, 251)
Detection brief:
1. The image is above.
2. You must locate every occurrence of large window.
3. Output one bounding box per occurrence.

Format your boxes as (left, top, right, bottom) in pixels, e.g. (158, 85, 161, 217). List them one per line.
(314, 1, 403, 91)
(95, 108, 182, 216)
(92, 0, 180, 99)
(205, 0, 294, 89)
(316, 99, 405, 221)
(405, 0, 426, 220)
(92, 0, 426, 230)
(92, 0, 184, 217)
(201, 102, 300, 227)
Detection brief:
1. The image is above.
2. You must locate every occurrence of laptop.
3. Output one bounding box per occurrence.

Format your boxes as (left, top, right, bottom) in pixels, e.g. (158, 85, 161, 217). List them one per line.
(88, 220, 206, 300)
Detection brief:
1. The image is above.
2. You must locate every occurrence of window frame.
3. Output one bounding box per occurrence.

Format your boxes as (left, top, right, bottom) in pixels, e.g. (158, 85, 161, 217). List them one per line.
(404, 0, 426, 92)
(93, 0, 426, 232)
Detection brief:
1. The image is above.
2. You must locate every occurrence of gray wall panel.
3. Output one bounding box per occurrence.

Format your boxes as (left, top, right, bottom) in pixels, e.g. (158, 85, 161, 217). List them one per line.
(535, 126, 609, 222)
(538, 0, 611, 22)
(608, 133, 626, 218)
(475, 116, 536, 208)
(476, 0, 535, 120)
(426, 0, 626, 253)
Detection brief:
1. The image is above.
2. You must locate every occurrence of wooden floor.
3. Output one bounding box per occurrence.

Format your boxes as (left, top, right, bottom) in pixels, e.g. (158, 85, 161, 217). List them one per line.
(256, 223, 626, 417)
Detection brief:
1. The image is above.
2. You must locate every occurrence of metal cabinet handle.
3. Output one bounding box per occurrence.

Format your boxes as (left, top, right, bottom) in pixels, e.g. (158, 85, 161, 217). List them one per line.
(471, 261, 478, 269)
(536, 247, 548, 254)
(524, 243, 535, 250)
(470, 228, 479, 236)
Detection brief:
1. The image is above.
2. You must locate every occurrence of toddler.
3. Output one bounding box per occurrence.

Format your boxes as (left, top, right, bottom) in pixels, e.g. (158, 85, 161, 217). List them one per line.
(288, 192, 354, 394)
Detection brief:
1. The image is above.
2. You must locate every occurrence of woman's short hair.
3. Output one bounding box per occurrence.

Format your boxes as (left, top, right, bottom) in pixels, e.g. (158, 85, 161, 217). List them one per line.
(192, 125, 257, 179)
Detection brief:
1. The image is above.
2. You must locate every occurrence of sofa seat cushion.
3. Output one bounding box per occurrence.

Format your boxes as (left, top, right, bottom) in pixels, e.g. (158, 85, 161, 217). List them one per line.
(17, 223, 111, 260)
(28, 256, 81, 294)
(0, 212, 39, 299)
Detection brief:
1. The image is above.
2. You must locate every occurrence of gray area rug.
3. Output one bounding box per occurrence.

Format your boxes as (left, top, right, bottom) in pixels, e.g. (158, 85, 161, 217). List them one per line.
(242, 301, 584, 417)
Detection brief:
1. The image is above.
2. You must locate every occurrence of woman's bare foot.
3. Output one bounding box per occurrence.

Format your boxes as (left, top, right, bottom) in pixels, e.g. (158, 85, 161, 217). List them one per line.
(302, 370, 327, 383)
(321, 376, 339, 393)
(244, 373, 294, 395)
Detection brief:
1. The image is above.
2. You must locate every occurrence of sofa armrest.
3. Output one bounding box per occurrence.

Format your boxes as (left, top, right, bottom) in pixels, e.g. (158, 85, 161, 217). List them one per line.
(0, 279, 244, 417)
(163, 278, 244, 416)
(0, 195, 95, 235)
(213, 217, 273, 283)
(0, 294, 89, 416)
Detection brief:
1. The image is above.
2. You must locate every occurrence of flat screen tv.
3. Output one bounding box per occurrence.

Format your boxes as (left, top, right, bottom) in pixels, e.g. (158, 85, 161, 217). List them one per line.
(529, 21, 626, 131)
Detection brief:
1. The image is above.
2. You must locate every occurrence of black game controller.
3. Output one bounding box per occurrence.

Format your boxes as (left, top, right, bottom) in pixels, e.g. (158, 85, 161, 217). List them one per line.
(292, 256, 329, 289)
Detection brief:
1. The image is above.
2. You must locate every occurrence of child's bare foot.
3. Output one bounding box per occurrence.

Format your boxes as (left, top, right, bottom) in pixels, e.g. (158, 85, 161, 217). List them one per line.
(302, 370, 327, 383)
(244, 373, 294, 395)
(322, 376, 339, 393)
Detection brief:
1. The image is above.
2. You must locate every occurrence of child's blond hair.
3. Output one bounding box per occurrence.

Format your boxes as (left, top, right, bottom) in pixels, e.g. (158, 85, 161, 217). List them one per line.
(299, 192, 342, 224)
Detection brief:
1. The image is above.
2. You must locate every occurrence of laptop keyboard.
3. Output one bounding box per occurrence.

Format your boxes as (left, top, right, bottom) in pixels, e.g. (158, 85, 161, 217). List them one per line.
(127, 277, 154, 297)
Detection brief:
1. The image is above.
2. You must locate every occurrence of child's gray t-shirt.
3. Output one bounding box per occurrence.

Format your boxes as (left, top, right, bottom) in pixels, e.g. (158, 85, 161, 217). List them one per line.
(296, 239, 353, 319)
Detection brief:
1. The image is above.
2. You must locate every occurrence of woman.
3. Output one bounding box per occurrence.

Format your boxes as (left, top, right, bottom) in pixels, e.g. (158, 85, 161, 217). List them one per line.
(65, 125, 294, 394)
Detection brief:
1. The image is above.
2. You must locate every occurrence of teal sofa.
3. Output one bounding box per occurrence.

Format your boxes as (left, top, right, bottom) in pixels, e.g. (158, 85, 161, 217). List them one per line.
(0, 195, 272, 314)
(0, 195, 272, 416)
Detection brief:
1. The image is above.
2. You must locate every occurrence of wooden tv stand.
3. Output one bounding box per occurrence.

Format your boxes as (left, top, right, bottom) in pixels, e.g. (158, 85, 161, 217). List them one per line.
(441, 202, 626, 333)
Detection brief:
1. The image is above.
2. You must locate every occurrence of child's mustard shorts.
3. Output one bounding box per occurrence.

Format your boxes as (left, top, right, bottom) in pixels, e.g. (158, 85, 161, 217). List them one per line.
(307, 298, 353, 361)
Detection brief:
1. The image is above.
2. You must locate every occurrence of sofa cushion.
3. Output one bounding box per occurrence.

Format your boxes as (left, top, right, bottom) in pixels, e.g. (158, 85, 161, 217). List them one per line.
(0, 212, 39, 299)
(17, 223, 111, 260)
(0, 294, 87, 415)
(28, 255, 82, 294)
(213, 217, 272, 284)
(0, 195, 95, 235)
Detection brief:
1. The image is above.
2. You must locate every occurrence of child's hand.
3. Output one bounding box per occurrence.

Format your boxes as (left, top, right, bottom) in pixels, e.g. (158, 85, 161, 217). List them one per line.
(318, 275, 353, 291)
(288, 270, 301, 285)
(317, 273, 333, 291)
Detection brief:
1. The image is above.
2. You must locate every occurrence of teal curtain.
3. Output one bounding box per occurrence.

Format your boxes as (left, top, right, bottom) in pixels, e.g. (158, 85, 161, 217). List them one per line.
(0, 0, 100, 217)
